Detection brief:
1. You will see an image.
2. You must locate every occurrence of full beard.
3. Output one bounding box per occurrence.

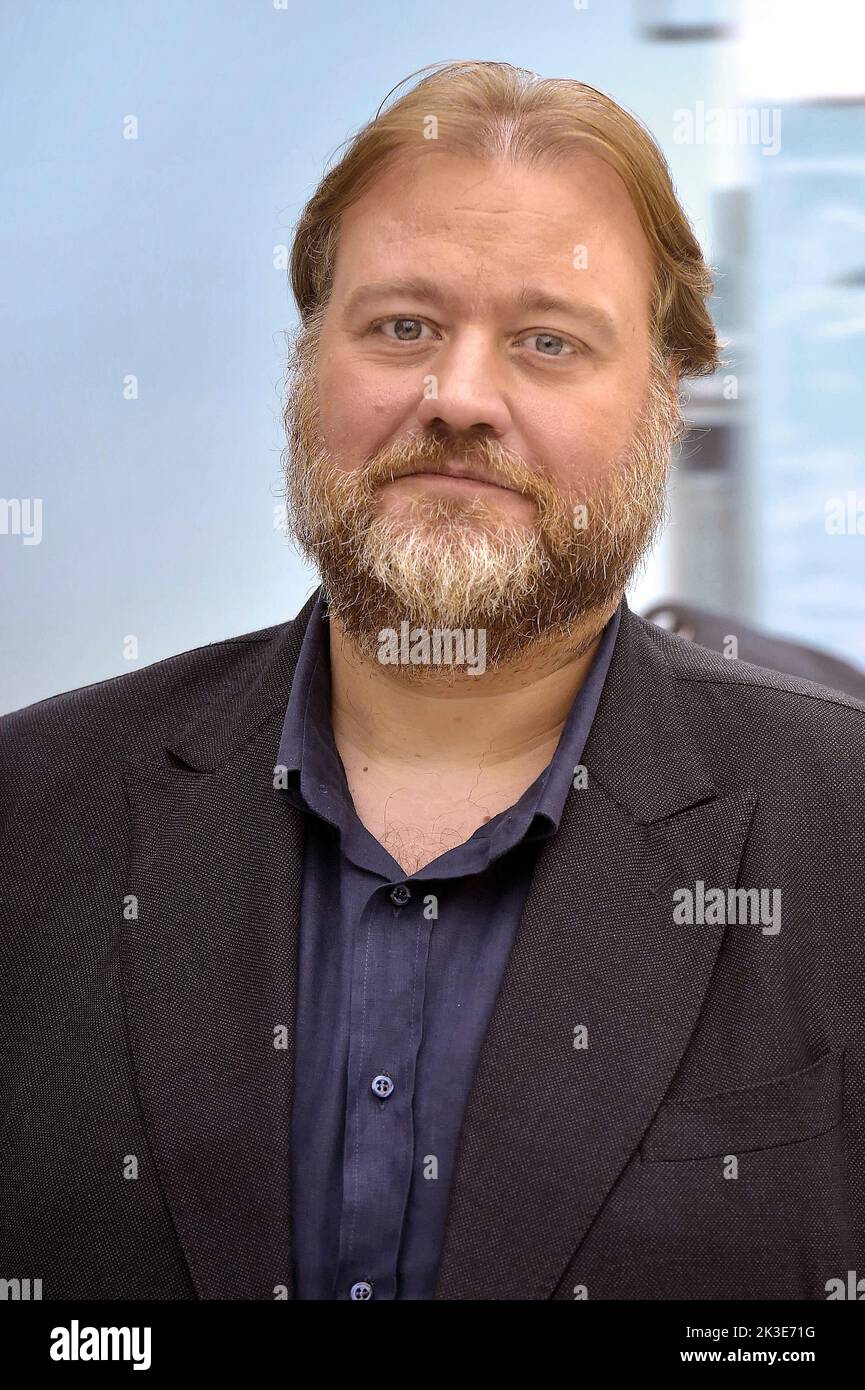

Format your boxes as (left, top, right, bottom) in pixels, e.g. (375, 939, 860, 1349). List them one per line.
(281, 324, 683, 674)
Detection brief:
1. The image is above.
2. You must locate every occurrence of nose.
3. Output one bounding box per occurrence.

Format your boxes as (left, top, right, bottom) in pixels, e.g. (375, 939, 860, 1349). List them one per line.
(414, 330, 513, 438)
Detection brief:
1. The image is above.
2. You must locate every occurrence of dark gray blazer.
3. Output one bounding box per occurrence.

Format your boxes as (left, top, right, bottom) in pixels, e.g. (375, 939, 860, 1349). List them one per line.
(2, 590, 863, 1300)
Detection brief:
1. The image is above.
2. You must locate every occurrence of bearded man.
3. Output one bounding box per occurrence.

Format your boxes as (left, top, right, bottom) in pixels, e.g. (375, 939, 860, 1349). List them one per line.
(2, 62, 864, 1304)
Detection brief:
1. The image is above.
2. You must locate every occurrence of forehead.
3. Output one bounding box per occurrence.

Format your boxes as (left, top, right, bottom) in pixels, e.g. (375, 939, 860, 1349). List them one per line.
(329, 149, 655, 326)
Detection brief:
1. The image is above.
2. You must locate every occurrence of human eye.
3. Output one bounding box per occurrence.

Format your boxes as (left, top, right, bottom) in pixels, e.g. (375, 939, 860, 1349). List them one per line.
(369, 316, 438, 344)
(514, 330, 583, 358)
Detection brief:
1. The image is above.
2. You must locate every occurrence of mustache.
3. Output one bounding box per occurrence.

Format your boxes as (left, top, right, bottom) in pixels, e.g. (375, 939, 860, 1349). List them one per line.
(356, 432, 560, 507)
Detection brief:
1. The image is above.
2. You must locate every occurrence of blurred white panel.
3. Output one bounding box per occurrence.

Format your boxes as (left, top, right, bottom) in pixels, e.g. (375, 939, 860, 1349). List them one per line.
(739, 0, 865, 101)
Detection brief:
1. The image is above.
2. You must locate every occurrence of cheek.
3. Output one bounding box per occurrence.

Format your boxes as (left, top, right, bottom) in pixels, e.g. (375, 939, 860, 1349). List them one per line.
(535, 415, 610, 489)
(537, 376, 647, 485)
(317, 357, 414, 468)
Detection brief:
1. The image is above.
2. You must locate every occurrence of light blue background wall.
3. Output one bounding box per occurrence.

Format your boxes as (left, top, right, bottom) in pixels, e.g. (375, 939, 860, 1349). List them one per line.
(1, 0, 734, 713)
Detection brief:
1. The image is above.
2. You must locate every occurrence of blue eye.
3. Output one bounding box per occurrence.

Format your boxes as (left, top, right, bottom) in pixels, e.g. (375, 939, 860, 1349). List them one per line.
(518, 332, 578, 357)
(374, 317, 432, 342)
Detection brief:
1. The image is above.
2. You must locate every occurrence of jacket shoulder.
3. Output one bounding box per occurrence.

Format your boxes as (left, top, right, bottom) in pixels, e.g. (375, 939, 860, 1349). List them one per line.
(633, 613, 865, 765)
(0, 619, 292, 780)
(639, 614, 865, 704)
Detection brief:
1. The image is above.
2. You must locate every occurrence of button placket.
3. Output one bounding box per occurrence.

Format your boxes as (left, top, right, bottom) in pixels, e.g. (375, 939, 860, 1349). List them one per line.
(335, 883, 433, 1300)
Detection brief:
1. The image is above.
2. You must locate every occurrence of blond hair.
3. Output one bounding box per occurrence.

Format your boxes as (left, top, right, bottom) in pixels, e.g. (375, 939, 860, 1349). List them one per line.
(290, 60, 720, 379)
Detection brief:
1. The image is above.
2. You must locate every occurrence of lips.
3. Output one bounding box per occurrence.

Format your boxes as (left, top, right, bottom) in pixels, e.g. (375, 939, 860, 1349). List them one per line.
(397, 462, 508, 490)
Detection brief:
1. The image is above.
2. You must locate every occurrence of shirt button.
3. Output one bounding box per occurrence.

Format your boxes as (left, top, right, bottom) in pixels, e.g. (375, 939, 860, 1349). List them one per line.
(371, 1073, 394, 1099)
(389, 884, 411, 907)
(350, 1280, 373, 1300)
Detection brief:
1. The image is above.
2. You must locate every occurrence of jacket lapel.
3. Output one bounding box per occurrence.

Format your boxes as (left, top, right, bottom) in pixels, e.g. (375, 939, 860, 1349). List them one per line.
(120, 593, 318, 1299)
(434, 602, 757, 1299)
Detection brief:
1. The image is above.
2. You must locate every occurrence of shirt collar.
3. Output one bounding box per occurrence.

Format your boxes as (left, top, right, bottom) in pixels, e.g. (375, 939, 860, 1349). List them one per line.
(276, 591, 621, 866)
(521, 598, 620, 837)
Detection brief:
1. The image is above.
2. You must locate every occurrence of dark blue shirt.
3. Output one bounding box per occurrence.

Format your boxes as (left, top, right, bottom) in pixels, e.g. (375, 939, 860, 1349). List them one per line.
(278, 593, 621, 1300)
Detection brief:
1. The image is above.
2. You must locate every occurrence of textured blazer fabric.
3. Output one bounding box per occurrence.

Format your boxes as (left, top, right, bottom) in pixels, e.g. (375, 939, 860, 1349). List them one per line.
(1, 590, 863, 1300)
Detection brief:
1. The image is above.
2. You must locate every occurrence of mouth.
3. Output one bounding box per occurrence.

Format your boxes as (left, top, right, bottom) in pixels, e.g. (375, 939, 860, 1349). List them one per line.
(390, 462, 512, 493)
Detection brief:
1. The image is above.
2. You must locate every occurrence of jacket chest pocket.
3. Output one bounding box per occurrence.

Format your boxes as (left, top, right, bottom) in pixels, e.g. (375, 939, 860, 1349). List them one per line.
(639, 1049, 844, 1162)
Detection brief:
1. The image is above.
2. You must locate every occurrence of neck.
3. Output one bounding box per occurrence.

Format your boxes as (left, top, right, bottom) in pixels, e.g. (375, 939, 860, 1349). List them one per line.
(327, 598, 621, 774)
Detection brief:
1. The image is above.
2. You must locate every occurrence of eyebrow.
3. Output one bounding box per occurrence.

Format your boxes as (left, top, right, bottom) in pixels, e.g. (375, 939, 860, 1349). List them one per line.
(343, 277, 621, 346)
